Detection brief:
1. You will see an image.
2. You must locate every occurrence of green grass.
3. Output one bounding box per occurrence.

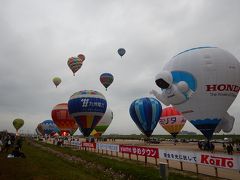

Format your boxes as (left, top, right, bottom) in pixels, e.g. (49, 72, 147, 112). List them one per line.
(0, 143, 98, 180)
(0, 139, 199, 180)
(37, 141, 197, 180)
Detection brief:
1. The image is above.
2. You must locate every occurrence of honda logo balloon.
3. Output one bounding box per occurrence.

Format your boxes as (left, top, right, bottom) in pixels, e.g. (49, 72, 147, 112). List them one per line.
(129, 97, 162, 137)
(151, 47, 240, 140)
(68, 90, 107, 137)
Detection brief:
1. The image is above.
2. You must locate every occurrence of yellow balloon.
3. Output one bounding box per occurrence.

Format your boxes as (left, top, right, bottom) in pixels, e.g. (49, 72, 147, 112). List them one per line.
(52, 77, 61, 88)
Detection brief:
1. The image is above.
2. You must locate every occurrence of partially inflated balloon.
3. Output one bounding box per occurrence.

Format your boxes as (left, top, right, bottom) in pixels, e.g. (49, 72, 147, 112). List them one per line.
(159, 107, 186, 138)
(68, 90, 107, 137)
(118, 48, 126, 58)
(51, 103, 78, 136)
(91, 108, 113, 137)
(129, 97, 162, 137)
(36, 123, 44, 136)
(67, 57, 82, 76)
(152, 47, 240, 140)
(13, 118, 24, 132)
(100, 73, 114, 90)
(52, 77, 61, 88)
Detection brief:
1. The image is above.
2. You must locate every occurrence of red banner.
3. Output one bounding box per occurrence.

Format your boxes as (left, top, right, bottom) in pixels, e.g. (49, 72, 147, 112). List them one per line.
(119, 145, 159, 158)
(82, 142, 96, 149)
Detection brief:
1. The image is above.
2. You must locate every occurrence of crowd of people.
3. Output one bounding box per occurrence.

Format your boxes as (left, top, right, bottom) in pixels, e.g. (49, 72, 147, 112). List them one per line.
(0, 131, 25, 158)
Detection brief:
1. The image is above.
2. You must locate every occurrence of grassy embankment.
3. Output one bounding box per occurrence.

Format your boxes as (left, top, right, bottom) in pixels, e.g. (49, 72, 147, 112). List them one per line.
(36, 141, 199, 180)
(0, 139, 200, 180)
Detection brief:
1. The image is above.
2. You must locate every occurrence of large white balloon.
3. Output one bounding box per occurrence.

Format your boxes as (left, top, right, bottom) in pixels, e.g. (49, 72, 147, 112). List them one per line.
(151, 47, 240, 139)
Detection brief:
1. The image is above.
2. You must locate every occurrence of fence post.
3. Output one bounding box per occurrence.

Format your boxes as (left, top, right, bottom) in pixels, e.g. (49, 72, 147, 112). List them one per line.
(145, 156, 147, 165)
(196, 164, 199, 174)
(159, 162, 168, 180)
(129, 153, 131, 160)
(215, 167, 218, 178)
(180, 162, 183, 171)
(155, 158, 158, 166)
(166, 159, 169, 168)
(136, 155, 138, 161)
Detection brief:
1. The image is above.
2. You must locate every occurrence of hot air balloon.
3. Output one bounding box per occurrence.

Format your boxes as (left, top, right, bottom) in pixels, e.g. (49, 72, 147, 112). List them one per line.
(51, 103, 78, 136)
(52, 77, 61, 88)
(39, 120, 59, 136)
(13, 118, 24, 134)
(151, 47, 240, 140)
(91, 108, 113, 137)
(36, 123, 44, 136)
(100, 73, 114, 90)
(129, 97, 162, 137)
(78, 54, 85, 62)
(68, 90, 107, 137)
(159, 106, 186, 138)
(67, 57, 82, 76)
(118, 48, 126, 58)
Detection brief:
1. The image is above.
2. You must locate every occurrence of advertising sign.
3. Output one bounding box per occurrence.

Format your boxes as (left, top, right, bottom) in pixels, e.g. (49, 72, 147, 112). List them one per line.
(120, 145, 159, 158)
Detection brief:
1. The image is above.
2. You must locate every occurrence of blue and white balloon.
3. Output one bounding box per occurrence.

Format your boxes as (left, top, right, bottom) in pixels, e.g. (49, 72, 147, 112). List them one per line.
(68, 90, 107, 137)
(151, 47, 240, 139)
(129, 97, 162, 137)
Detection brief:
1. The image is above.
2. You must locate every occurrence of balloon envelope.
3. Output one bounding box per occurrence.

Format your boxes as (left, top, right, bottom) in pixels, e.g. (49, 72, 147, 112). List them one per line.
(67, 57, 82, 76)
(51, 103, 78, 136)
(118, 48, 126, 57)
(159, 107, 186, 138)
(40, 120, 59, 136)
(153, 47, 240, 139)
(91, 108, 113, 137)
(68, 90, 107, 137)
(52, 77, 61, 87)
(100, 73, 114, 90)
(13, 118, 24, 131)
(129, 97, 162, 137)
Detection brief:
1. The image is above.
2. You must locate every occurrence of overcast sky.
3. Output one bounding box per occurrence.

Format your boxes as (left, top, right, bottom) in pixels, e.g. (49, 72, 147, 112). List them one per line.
(0, 0, 240, 135)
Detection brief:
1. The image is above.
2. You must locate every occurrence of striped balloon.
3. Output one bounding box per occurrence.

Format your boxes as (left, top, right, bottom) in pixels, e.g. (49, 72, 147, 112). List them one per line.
(159, 106, 186, 138)
(68, 90, 107, 137)
(100, 73, 114, 90)
(51, 103, 78, 136)
(129, 97, 162, 137)
(91, 108, 113, 137)
(67, 57, 83, 76)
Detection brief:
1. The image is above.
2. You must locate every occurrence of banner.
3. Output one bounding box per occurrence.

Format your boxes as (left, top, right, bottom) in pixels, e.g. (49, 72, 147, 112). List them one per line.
(159, 149, 197, 164)
(96, 143, 119, 152)
(197, 152, 240, 170)
(82, 142, 96, 149)
(71, 141, 81, 147)
(120, 145, 159, 158)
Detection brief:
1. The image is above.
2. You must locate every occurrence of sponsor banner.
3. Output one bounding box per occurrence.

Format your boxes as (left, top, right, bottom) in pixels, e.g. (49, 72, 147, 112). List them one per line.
(159, 149, 197, 164)
(82, 142, 96, 149)
(96, 143, 119, 152)
(197, 152, 240, 170)
(120, 145, 159, 158)
(71, 141, 81, 147)
(63, 140, 70, 145)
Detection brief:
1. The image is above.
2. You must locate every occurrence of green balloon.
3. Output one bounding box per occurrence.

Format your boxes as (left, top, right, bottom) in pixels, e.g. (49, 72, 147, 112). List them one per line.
(13, 118, 24, 131)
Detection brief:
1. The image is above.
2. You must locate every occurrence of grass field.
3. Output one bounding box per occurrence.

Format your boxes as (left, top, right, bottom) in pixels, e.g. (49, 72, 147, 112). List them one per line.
(0, 139, 201, 180)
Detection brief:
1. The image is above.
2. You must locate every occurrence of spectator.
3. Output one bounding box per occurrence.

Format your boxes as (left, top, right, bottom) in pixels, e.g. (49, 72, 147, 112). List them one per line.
(227, 144, 233, 155)
(222, 143, 226, 153)
(0, 139, 3, 152)
(11, 147, 26, 158)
